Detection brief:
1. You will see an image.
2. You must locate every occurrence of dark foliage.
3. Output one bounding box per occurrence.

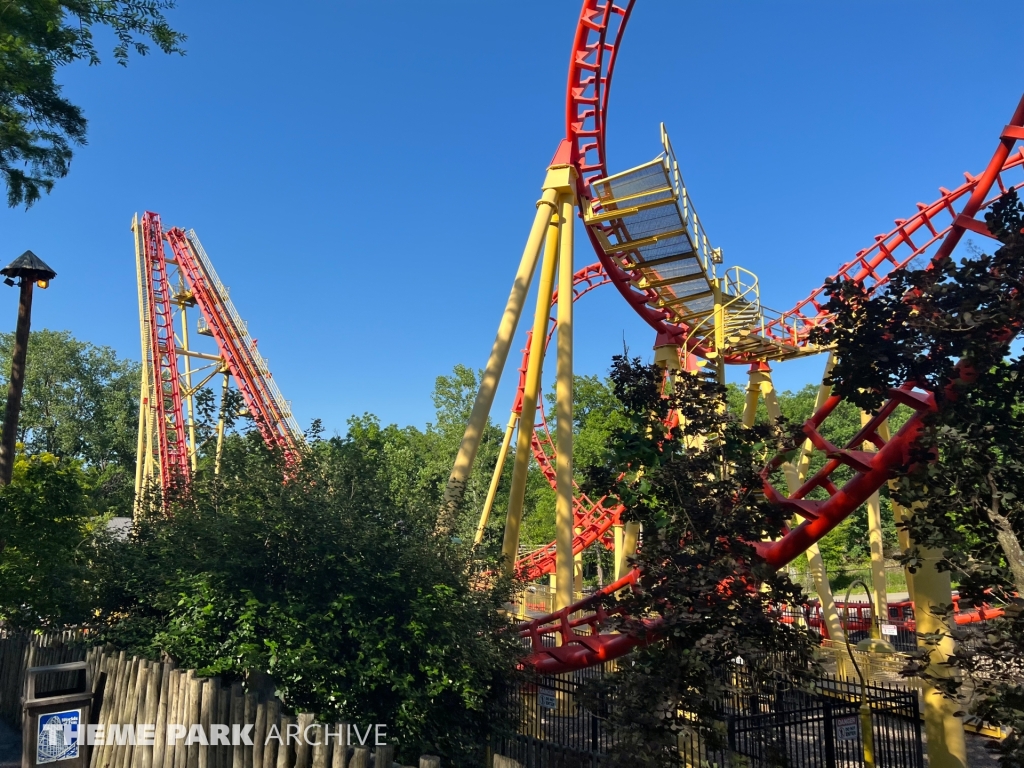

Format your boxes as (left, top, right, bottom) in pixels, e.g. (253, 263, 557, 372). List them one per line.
(812, 190, 1024, 766)
(577, 356, 819, 768)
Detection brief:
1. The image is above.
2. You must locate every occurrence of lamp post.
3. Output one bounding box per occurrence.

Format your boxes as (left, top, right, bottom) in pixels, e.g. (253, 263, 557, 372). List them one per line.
(0, 250, 56, 485)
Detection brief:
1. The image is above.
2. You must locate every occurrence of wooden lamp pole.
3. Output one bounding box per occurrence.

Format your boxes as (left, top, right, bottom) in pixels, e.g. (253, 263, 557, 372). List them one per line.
(0, 250, 56, 485)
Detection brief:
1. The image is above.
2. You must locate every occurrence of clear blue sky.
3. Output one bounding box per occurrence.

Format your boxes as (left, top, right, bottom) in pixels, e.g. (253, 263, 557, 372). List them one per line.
(1, 1, 1022, 436)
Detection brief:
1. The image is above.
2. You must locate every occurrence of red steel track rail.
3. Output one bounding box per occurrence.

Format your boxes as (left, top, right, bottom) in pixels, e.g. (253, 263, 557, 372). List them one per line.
(513, 0, 1024, 674)
(140, 212, 191, 492)
(164, 227, 302, 464)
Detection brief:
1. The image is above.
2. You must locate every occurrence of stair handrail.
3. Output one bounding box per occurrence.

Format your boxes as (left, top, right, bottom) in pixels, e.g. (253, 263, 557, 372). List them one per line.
(660, 123, 722, 276)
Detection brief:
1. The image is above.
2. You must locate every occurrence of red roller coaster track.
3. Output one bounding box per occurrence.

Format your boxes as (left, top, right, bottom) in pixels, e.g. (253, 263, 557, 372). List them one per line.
(138, 213, 303, 497)
(513, 0, 1024, 674)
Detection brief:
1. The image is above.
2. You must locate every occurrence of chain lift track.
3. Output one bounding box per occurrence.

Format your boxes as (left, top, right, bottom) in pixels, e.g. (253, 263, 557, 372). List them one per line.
(136, 212, 191, 493)
(135, 213, 304, 503)
(511, 0, 1024, 674)
(164, 227, 304, 459)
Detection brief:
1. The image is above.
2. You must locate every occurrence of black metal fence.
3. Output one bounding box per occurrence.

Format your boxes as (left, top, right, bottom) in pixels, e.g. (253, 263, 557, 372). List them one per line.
(493, 666, 923, 768)
(727, 677, 923, 768)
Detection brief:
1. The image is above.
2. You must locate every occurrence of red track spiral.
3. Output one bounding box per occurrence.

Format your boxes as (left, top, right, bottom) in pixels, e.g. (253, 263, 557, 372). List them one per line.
(513, 0, 1024, 674)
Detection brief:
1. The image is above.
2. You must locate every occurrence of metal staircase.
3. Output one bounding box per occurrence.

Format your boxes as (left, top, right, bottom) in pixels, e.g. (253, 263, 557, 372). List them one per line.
(583, 125, 818, 367)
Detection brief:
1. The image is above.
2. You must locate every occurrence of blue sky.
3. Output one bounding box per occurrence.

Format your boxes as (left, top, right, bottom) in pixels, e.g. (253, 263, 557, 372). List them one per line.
(1, 1, 1022, 436)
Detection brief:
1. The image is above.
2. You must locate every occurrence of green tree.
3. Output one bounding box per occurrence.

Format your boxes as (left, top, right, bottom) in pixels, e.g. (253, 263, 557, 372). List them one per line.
(0, 329, 140, 511)
(0, 0, 184, 207)
(90, 424, 520, 767)
(578, 357, 818, 768)
(0, 451, 94, 627)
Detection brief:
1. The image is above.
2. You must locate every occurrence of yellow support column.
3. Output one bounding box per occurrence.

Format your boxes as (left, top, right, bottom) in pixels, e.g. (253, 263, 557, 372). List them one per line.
(441, 184, 561, 523)
(618, 521, 640, 580)
(741, 363, 763, 428)
(133, 373, 149, 517)
(711, 279, 726, 385)
(612, 524, 625, 581)
(912, 543, 968, 768)
(474, 413, 518, 545)
(555, 192, 576, 609)
(132, 213, 152, 515)
(758, 358, 846, 644)
(501, 205, 563, 571)
(860, 410, 891, 649)
(180, 304, 198, 472)
(877, 420, 915, 605)
(573, 526, 584, 599)
(214, 369, 229, 475)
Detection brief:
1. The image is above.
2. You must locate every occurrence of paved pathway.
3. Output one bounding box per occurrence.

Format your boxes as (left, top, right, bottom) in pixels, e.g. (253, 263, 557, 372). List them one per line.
(0, 717, 20, 767)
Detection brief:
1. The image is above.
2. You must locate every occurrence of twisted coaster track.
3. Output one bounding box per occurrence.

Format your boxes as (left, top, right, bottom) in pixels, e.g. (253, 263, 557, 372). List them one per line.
(512, 0, 1024, 674)
(134, 213, 304, 500)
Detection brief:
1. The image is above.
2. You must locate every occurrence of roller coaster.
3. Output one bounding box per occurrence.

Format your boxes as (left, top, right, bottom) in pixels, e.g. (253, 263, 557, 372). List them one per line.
(132, 1, 1024, 679)
(132, 211, 304, 503)
(129, 1, 1021, 738)
(439, 0, 1024, 680)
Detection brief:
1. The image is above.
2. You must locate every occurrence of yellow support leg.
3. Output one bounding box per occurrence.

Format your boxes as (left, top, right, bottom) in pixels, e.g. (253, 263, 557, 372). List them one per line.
(759, 357, 846, 644)
(618, 521, 640, 580)
(912, 544, 968, 768)
(877, 419, 916, 605)
(612, 524, 624, 581)
(860, 410, 892, 651)
(741, 363, 765, 428)
(573, 529, 584, 598)
(501, 206, 563, 572)
(711, 280, 726, 385)
(133, 372, 149, 519)
(214, 369, 229, 476)
(133, 212, 152, 515)
(441, 185, 561, 524)
(180, 304, 198, 472)
(555, 193, 576, 609)
(474, 413, 517, 545)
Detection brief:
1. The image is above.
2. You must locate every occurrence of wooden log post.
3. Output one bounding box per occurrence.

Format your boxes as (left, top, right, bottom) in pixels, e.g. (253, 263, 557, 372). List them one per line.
(310, 726, 327, 768)
(330, 724, 349, 768)
(253, 695, 269, 768)
(185, 674, 202, 768)
(295, 713, 314, 768)
(374, 744, 394, 768)
(199, 678, 217, 768)
(261, 700, 280, 768)
(276, 714, 295, 768)
(243, 690, 257, 768)
(141, 661, 162, 768)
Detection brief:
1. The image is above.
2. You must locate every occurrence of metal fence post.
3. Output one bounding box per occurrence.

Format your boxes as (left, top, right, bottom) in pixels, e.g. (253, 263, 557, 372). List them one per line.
(823, 700, 837, 768)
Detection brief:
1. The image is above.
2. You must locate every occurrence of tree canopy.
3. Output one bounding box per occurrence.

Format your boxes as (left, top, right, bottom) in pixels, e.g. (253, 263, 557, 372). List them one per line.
(0, 0, 184, 207)
(813, 189, 1024, 765)
(577, 357, 818, 768)
(89, 425, 520, 767)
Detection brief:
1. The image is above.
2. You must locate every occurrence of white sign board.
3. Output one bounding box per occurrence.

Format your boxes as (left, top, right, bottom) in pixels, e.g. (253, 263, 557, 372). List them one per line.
(880, 623, 898, 637)
(835, 716, 859, 742)
(538, 688, 557, 710)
